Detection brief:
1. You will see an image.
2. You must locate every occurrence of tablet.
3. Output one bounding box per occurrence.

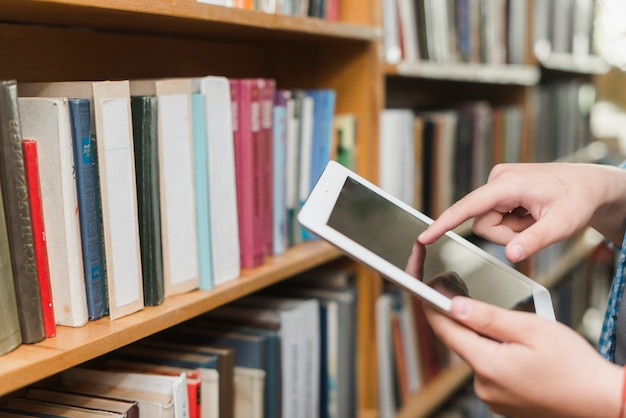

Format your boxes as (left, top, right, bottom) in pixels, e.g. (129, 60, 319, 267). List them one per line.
(298, 161, 555, 321)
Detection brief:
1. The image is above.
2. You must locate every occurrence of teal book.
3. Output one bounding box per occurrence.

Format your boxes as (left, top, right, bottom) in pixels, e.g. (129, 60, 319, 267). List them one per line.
(68, 98, 106, 320)
(130, 95, 164, 306)
(272, 91, 288, 255)
(191, 93, 213, 290)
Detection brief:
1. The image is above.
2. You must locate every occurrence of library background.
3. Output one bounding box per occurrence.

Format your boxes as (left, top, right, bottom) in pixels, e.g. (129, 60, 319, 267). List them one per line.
(0, 0, 625, 417)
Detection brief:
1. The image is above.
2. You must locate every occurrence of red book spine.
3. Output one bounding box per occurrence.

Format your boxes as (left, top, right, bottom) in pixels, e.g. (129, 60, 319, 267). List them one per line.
(231, 79, 264, 268)
(22, 139, 56, 337)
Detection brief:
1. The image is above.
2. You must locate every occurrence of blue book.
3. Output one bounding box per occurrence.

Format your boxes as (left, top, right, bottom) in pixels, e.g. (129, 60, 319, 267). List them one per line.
(68, 98, 105, 320)
(272, 94, 288, 255)
(191, 93, 214, 290)
(306, 89, 336, 192)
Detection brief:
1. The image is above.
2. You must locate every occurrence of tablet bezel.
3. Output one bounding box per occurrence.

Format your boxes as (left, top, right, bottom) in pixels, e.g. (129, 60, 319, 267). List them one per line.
(298, 161, 555, 321)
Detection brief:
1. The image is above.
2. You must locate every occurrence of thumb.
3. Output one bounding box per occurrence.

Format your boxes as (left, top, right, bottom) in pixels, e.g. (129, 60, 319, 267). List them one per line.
(504, 219, 571, 263)
(450, 297, 536, 345)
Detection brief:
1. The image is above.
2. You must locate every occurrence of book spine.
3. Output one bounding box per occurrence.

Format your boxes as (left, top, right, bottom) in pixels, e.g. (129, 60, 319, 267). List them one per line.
(191, 93, 214, 290)
(231, 79, 264, 269)
(68, 98, 106, 319)
(22, 139, 56, 337)
(272, 90, 288, 256)
(0, 165, 22, 354)
(260, 79, 275, 257)
(0, 80, 44, 344)
(130, 95, 165, 306)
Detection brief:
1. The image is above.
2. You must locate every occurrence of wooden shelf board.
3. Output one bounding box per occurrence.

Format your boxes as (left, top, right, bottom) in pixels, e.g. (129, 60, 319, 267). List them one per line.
(0, 240, 342, 396)
(539, 53, 611, 75)
(389, 61, 540, 86)
(0, 0, 381, 42)
(396, 362, 473, 418)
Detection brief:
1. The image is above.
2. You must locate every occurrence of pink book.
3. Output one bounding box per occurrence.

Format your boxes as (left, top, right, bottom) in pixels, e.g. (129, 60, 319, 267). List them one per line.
(230, 78, 265, 269)
(259, 79, 275, 256)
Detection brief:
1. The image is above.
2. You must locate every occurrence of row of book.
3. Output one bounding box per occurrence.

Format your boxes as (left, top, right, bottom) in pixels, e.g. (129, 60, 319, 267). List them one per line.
(380, 102, 524, 219)
(0, 76, 356, 355)
(196, 0, 339, 20)
(532, 0, 597, 60)
(382, 0, 529, 65)
(1, 265, 358, 418)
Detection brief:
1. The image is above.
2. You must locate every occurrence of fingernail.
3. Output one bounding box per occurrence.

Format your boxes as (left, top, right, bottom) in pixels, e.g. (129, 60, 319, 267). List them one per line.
(452, 297, 472, 319)
(508, 244, 525, 263)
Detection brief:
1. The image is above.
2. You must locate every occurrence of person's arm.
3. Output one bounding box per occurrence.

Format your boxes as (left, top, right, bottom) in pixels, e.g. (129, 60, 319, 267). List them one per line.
(424, 297, 625, 418)
(418, 163, 626, 262)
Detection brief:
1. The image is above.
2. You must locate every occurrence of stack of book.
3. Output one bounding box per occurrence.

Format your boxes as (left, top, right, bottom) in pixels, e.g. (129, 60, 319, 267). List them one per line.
(0, 76, 354, 357)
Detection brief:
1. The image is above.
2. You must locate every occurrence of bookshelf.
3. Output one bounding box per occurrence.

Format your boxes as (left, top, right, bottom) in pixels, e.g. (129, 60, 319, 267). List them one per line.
(0, 0, 385, 415)
(0, 1, 613, 418)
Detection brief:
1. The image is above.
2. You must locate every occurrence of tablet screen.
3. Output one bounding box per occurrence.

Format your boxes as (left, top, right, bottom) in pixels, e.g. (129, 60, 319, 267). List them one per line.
(327, 177, 535, 312)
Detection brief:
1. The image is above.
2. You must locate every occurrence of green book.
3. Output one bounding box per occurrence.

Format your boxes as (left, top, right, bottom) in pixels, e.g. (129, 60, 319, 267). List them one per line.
(130, 95, 164, 306)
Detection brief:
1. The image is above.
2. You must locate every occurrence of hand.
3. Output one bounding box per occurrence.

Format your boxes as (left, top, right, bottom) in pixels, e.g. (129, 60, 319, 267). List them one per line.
(424, 297, 624, 418)
(418, 163, 626, 262)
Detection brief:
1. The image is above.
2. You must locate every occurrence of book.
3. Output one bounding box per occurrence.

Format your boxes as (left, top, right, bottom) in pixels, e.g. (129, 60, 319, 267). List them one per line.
(376, 293, 395, 418)
(196, 76, 240, 285)
(229, 78, 265, 269)
(0, 166, 21, 355)
(331, 113, 357, 171)
(379, 109, 415, 206)
(190, 92, 214, 290)
(22, 139, 56, 337)
(61, 368, 187, 418)
(129, 78, 199, 298)
(143, 339, 236, 418)
(282, 89, 302, 246)
(24, 388, 139, 418)
(272, 89, 288, 255)
(20, 80, 144, 321)
(233, 367, 265, 418)
(68, 98, 107, 319)
(0, 81, 45, 344)
(130, 95, 165, 306)
(259, 79, 275, 257)
(306, 89, 336, 193)
(19, 97, 89, 328)
(5, 397, 124, 418)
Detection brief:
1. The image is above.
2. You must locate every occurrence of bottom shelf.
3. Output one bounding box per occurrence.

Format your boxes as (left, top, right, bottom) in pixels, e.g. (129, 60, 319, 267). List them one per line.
(396, 362, 473, 418)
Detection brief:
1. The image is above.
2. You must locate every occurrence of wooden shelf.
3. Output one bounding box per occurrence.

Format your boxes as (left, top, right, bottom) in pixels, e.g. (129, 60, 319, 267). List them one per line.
(0, 240, 342, 397)
(388, 61, 540, 85)
(538, 53, 611, 75)
(396, 363, 473, 418)
(0, 0, 381, 42)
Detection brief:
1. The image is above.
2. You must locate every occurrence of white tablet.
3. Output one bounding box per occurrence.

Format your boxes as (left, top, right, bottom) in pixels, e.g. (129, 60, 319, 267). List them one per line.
(298, 161, 555, 321)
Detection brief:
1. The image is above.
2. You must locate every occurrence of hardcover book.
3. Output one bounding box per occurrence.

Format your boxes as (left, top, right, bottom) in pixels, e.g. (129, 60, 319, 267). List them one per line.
(19, 97, 89, 328)
(68, 98, 107, 319)
(190, 92, 214, 290)
(196, 76, 240, 285)
(0, 80, 45, 344)
(22, 139, 56, 336)
(0, 173, 21, 355)
(130, 95, 165, 306)
(230, 78, 265, 269)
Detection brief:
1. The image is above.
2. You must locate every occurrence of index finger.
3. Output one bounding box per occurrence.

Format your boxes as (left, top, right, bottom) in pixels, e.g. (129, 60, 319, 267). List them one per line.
(418, 183, 521, 244)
